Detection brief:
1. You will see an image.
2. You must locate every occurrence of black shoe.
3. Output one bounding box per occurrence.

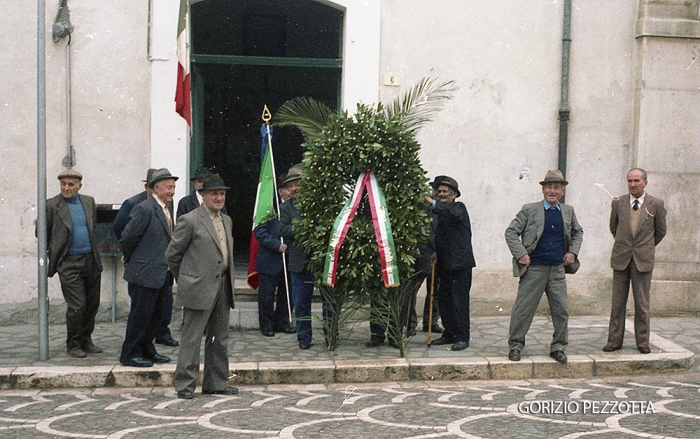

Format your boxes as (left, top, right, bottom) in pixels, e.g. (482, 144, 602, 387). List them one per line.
(451, 341, 469, 351)
(278, 324, 296, 334)
(603, 344, 621, 352)
(120, 357, 154, 367)
(202, 387, 239, 395)
(423, 325, 444, 334)
(406, 328, 416, 337)
(261, 330, 275, 337)
(638, 346, 651, 354)
(156, 338, 179, 347)
(508, 349, 521, 361)
(365, 339, 383, 347)
(148, 353, 171, 364)
(430, 336, 456, 346)
(177, 389, 194, 399)
(299, 343, 312, 350)
(550, 350, 567, 363)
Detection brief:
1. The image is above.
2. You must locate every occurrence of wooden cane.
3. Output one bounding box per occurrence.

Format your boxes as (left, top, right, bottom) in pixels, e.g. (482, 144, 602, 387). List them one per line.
(427, 260, 436, 347)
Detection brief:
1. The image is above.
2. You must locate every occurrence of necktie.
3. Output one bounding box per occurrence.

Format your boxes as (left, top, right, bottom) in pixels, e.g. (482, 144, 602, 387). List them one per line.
(633, 199, 639, 211)
(163, 207, 173, 232)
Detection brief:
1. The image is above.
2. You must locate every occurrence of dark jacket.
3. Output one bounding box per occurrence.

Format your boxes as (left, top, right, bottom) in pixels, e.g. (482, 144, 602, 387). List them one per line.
(113, 191, 148, 240)
(254, 218, 285, 276)
(46, 193, 104, 277)
(120, 196, 173, 289)
(431, 200, 476, 272)
(279, 198, 308, 273)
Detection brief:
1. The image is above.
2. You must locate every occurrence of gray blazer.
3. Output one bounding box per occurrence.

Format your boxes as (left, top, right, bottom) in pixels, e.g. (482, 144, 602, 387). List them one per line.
(45, 193, 103, 277)
(505, 201, 583, 277)
(120, 196, 173, 289)
(166, 205, 235, 310)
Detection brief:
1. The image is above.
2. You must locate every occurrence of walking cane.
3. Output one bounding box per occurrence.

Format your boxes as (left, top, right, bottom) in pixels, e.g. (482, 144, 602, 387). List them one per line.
(427, 260, 436, 347)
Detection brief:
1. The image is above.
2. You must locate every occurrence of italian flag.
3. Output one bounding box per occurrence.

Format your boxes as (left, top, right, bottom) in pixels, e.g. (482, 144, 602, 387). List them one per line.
(175, 0, 191, 125)
(247, 125, 278, 289)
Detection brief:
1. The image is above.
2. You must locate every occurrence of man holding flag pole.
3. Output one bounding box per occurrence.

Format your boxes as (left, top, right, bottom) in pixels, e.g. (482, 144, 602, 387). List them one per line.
(247, 107, 294, 336)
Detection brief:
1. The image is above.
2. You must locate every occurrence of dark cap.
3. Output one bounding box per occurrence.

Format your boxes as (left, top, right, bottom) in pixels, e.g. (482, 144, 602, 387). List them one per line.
(436, 176, 461, 197)
(539, 170, 568, 186)
(429, 175, 448, 189)
(198, 174, 230, 192)
(277, 173, 288, 189)
(58, 169, 83, 181)
(142, 168, 157, 183)
(191, 166, 213, 181)
(148, 168, 179, 188)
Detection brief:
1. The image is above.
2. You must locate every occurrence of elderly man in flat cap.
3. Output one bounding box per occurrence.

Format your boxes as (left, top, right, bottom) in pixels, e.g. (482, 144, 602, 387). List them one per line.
(167, 174, 237, 399)
(505, 170, 583, 364)
(119, 168, 178, 367)
(424, 176, 476, 352)
(46, 169, 104, 358)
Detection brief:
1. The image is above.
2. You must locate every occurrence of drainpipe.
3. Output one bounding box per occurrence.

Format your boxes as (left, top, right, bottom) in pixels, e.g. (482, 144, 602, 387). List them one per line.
(558, 0, 572, 201)
(53, 0, 75, 167)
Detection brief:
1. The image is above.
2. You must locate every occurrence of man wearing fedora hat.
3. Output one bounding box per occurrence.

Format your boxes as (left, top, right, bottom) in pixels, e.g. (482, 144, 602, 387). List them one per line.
(505, 169, 583, 363)
(177, 165, 228, 219)
(424, 176, 476, 351)
(167, 174, 238, 399)
(45, 169, 104, 358)
(113, 168, 179, 348)
(119, 168, 178, 367)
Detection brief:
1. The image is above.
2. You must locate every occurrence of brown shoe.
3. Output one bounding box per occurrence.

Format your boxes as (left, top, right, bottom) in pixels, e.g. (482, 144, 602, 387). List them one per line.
(68, 348, 87, 358)
(638, 346, 651, 354)
(603, 344, 621, 352)
(82, 343, 103, 354)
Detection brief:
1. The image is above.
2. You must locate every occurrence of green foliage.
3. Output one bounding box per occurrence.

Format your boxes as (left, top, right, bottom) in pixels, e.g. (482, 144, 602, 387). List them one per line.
(275, 77, 456, 354)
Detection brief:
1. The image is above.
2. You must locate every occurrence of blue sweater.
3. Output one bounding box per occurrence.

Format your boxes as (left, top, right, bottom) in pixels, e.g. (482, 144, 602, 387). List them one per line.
(65, 196, 93, 255)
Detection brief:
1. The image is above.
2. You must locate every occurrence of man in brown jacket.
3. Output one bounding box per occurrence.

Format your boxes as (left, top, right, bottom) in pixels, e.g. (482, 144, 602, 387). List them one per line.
(604, 168, 666, 354)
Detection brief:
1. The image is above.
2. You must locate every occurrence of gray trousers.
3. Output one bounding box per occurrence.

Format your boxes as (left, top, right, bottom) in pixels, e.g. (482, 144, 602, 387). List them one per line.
(174, 277, 232, 393)
(607, 259, 652, 349)
(508, 264, 568, 353)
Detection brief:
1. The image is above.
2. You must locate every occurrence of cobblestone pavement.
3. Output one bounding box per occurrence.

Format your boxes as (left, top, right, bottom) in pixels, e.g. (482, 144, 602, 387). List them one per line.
(1, 373, 700, 438)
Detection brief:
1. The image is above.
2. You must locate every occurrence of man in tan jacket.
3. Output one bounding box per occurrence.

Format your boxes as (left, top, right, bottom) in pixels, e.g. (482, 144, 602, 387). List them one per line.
(604, 168, 666, 354)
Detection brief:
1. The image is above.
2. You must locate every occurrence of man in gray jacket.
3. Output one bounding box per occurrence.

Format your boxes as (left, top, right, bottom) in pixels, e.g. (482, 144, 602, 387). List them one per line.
(505, 170, 583, 363)
(166, 174, 237, 399)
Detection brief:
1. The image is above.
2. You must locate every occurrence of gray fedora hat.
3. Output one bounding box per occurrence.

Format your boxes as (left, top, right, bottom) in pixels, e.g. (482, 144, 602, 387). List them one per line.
(198, 174, 230, 192)
(436, 176, 461, 197)
(282, 163, 304, 185)
(142, 168, 157, 183)
(191, 165, 213, 181)
(539, 170, 568, 186)
(148, 168, 179, 188)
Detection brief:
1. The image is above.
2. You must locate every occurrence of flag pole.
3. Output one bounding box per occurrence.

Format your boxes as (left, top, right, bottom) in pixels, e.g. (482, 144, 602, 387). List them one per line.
(262, 105, 293, 322)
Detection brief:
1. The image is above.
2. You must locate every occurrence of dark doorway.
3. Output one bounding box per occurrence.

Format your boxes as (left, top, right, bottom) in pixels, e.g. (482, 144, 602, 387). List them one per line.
(190, 0, 343, 258)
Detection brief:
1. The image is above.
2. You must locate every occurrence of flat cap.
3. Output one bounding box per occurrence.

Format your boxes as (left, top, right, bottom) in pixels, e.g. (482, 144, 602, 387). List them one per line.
(58, 169, 83, 180)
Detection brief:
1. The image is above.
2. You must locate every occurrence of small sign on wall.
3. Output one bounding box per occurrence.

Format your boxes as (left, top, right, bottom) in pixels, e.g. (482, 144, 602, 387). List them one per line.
(383, 75, 400, 86)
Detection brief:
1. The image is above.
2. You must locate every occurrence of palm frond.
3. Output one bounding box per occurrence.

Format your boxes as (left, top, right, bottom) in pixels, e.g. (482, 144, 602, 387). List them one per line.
(385, 77, 458, 133)
(273, 97, 334, 140)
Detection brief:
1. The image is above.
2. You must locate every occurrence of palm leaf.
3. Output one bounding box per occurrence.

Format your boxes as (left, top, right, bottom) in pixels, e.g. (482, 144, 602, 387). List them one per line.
(273, 97, 334, 140)
(385, 77, 458, 133)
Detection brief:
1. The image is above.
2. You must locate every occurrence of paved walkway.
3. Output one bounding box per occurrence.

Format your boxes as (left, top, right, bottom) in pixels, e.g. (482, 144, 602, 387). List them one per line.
(0, 309, 695, 389)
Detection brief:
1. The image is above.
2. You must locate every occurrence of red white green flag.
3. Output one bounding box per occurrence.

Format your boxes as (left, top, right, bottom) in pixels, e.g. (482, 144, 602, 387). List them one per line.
(175, 0, 191, 125)
(247, 125, 278, 289)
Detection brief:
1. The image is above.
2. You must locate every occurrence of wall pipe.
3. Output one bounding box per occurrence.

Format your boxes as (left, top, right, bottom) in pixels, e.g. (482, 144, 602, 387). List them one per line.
(558, 0, 572, 186)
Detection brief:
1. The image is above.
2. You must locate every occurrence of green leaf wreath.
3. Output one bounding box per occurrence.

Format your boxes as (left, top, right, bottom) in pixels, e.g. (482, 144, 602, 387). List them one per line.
(275, 77, 456, 355)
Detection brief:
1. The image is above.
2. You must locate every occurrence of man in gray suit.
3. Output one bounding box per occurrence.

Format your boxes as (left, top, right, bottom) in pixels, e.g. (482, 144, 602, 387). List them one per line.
(604, 168, 666, 354)
(166, 174, 237, 399)
(46, 169, 104, 358)
(505, 170, 583, 363)
(119, 168, 178, 367)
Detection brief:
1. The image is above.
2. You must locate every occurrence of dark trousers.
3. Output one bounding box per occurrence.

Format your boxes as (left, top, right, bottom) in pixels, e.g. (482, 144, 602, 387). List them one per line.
(438, 268, 472, 343)
(292, 269, 314, 345)
(607, 259, 653, 349)
(120, 274, 171, 362)
(408, 272, 441, 330)
(257, 272, 291, 332)
(174, 275, 232, 393)
(57, 253, 101, 350)
(126, 281, 173, 343)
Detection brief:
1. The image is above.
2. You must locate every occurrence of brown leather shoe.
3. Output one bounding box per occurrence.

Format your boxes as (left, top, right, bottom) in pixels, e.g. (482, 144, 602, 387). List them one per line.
(68, 348, 87, 358)
(82, 343, 103, 354)
(603, 344, 621, 352)
(638, 346, 651, 354)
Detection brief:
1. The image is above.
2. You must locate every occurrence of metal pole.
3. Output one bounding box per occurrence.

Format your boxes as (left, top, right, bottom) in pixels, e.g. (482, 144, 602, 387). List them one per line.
(558, 0, 572, 203)
(37, 0, 50, 361)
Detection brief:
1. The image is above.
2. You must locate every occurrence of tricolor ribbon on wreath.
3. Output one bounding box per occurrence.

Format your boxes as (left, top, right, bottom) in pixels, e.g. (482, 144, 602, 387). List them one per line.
(323, 171, 400, 288)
